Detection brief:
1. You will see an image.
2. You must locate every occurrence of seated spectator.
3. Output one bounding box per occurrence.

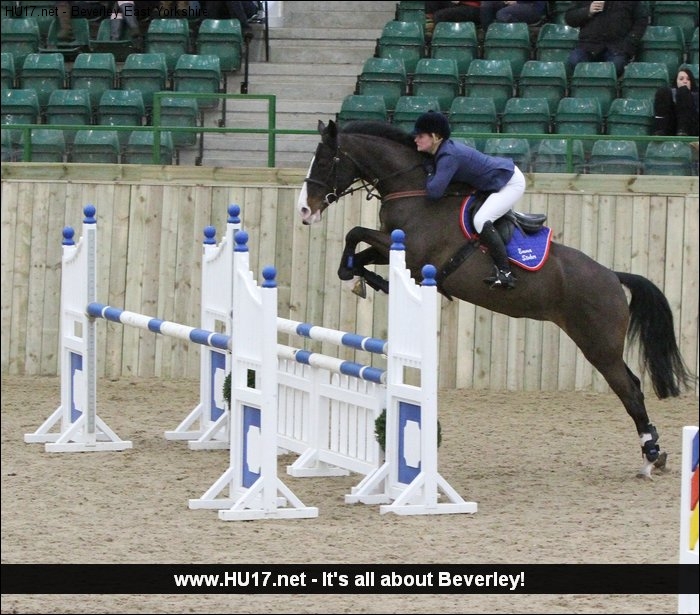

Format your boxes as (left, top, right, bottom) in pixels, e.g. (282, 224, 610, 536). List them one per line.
(480, 1, 548, 31)
(653, 67, 699, 136)
(110, 0, 143, 48)
(425, 1, 482, 40)
(158, 1, 190, 17)
(565, 0, 649, 77)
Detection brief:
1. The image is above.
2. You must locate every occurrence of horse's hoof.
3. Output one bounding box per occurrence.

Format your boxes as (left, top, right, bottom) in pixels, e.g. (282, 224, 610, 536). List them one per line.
(636, 472, 653, 481)
(653, 451, 668, 472)
(636, 451, 668, 479)
(352, 278, 367, 298)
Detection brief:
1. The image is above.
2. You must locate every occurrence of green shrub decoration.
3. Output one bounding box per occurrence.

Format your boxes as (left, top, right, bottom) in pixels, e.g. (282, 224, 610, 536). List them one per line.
(223, 372, 231, 408)
(374, 408, 442, 451)
(223, 371, 255, 409)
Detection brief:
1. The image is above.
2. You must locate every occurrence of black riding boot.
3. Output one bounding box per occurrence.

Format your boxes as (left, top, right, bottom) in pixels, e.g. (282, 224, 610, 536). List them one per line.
(479, 221, 516, 290)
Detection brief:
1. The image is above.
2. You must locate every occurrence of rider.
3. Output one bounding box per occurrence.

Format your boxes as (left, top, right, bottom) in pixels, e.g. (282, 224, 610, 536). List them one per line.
(412, 111, 526, 290)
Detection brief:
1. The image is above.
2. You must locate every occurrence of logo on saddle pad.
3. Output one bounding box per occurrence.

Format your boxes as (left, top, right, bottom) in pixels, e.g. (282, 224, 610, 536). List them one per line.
(460, 195, 552, 271)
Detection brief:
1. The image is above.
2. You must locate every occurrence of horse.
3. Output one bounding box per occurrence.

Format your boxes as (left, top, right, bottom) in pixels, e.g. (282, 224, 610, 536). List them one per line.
(296, 119, 694, 479)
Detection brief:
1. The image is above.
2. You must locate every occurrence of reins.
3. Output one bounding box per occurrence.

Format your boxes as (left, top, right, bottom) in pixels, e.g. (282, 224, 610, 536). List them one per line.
(304, 133, 424, 206)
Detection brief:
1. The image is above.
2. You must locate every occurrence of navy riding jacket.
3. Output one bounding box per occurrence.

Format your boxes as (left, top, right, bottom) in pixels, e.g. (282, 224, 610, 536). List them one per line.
(425, 139, 515, 200)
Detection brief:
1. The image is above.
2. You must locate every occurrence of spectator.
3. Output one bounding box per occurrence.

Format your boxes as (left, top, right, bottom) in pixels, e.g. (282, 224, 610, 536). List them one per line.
(424, 1, 482, 40)
(412, 111, 524, 290)
(55, 1, 74, 41)
(202, 1, 258, 40)
(653, 67, 699, 137)
(110, 1, 143, 48)
(480, 1, 548, 31)
(565, 1, 649, 77)
(432, 1, 481, 25)
(158, 1, 190, 17)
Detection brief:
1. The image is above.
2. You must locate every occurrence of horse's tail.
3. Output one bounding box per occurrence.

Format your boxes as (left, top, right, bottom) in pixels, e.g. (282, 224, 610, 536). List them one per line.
(616, 271, 694, 398)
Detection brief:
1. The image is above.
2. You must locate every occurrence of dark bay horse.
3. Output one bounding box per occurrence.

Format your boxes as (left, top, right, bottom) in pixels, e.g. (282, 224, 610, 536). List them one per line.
(297, 119, 694, 479)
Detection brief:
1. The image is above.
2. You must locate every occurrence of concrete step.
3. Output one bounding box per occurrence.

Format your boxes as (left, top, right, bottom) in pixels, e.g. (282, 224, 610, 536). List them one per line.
(279, 2, 397, 29)
(185, 1, 399, 168)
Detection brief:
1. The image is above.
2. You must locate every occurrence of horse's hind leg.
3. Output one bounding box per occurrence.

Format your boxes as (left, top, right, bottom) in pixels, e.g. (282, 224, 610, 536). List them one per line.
(567, 315, 666, 478)
(583, 352, 666, 479)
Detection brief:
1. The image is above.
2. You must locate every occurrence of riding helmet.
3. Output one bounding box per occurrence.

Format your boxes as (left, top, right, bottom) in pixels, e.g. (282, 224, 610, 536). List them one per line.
(412, 111, 451, 139)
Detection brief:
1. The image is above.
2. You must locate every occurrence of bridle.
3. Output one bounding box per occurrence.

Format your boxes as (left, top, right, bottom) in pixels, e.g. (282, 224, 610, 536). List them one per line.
(304, 137, 424, 206)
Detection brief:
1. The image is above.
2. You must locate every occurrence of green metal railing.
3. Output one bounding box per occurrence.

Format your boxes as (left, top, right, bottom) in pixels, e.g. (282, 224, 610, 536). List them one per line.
(3, 91, 699, 173)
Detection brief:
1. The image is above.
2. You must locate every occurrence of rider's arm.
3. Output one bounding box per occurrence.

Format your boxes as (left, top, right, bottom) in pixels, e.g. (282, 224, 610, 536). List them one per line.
(426, 153, 460, 200)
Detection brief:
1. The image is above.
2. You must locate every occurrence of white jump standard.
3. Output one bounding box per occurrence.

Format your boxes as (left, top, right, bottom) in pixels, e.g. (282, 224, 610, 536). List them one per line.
(26, 205, 477, 519)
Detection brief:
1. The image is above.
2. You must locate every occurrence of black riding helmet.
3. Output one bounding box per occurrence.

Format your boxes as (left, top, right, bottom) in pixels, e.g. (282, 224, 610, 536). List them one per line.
(412, 111, 451, 139)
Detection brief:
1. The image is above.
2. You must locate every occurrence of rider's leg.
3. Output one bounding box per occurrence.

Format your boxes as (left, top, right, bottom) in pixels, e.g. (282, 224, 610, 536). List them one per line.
(473, 166, 526, 289)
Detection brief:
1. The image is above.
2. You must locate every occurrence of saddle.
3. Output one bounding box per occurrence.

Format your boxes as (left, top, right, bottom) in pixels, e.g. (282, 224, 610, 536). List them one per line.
(437, 192, 552, 295)
(467, 192, 548, 243)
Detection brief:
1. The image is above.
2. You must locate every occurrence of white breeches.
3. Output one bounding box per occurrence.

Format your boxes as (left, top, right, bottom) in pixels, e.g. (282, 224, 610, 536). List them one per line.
(473, 166, 526, 233)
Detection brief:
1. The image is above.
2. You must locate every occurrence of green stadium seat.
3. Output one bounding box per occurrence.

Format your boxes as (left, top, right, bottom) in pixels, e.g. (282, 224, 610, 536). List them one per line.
(532, 138, 585, 173)
(337, 94, 388, 126)
(1, 128, 16, 161)
(41, 18, 91, 60)
(71, 129, 120, 163)
(356, 57, 407, 112)
(484, 138, 532, 172)
(651, 0, 699, 43)
(70, 52, 117, 111)
(429, 21, 478, 77)
(644, 140, 695, 175)
(639, 25, 687, 78)
(1, 52, 16, 90)
(45, 88, 92, 144)
(500, 97, 551, 149)
(391, 95, 440, 132)
(395, 1, 426, 25)
(588, 139, 640, 174)
(18, 2, 56, 45)
(19, 52, 65, 110)
(1, 18, 40, 68)
(463, 59, 514, 115)
(90, 18, 135, 62)
(605, 98, 653, 136)
(682, 62, 699, 80)
(155, 95, 199, 148)
(173, 54, 222, 110)
(410, 58, 460, 112)
(96, 89, 145, 146)
(690, 27, 699, 65)
(549, 1, 577, 25)
(120, 53, 169, 112)
(26, 128, 66, 162)
(146, 18, 190, 73)
(620, 62, 670, 100)
(569, 62, 618, 116)
(483, 22, 532, 79)
(376, 20, 425, 75)
(196, 19, 242, 73)
(123, 130, 174, 165)
(535, 23, 579, 74)
(448, 96, 498, 150)
(1, 88, 40, 146)
(518, 60, 568, 117)
(554, 97, 603, 153)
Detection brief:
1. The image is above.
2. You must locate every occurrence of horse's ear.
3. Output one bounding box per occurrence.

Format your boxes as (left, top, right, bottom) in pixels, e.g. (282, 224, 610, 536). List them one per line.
(317, 120, 326, 135)
(327, 120, 338, 139)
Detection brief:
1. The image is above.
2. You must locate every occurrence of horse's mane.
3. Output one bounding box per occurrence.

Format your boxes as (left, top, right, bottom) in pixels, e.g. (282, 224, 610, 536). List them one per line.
(339, 120, 417, 150)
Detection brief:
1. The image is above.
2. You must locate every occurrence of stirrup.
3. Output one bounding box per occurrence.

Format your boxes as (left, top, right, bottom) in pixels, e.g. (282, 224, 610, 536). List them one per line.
(483, 266, 516, 290)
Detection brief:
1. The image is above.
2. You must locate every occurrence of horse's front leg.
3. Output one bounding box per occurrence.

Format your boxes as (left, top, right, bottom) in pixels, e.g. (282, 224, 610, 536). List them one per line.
(338, 227, 392, 294)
